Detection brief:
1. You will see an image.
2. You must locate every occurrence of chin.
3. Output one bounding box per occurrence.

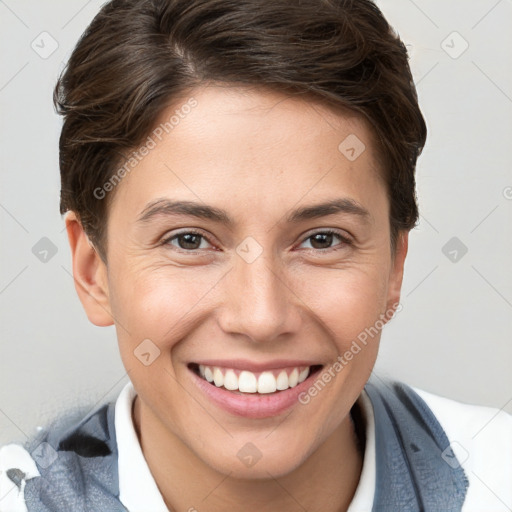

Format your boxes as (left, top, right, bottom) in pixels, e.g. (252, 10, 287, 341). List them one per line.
(195, 432, 315, 480)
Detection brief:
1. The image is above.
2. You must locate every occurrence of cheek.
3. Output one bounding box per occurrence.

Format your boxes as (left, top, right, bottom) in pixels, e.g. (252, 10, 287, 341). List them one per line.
(108, 263, 219, 350)
(295, 264, 390, 348)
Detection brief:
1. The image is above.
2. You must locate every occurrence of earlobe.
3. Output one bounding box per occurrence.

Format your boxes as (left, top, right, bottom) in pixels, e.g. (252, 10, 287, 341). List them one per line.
(65, 211, 114, 327)
(386, 231, 409, 315)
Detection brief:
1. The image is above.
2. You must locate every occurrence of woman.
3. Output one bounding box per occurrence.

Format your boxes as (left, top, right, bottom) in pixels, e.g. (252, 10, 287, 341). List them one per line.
(1, 0, 510, 510)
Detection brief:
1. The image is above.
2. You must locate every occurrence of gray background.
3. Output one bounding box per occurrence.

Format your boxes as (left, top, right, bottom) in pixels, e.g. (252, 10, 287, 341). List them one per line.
(1, 0, 511, 446)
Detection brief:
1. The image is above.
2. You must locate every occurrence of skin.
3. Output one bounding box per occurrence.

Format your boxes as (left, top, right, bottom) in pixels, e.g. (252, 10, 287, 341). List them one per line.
(66, 84, 408, 512)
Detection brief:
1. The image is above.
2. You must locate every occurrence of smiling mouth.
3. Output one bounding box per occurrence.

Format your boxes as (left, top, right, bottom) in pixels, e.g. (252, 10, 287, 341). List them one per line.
(188, 363, 323, 395)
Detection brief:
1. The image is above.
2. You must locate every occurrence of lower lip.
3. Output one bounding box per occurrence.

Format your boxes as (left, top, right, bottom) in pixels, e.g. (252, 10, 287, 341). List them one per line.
(189, 367, 321, 419)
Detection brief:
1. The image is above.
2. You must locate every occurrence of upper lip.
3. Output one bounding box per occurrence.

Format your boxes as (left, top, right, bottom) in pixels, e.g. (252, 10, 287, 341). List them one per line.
(190, 359, 323, 372)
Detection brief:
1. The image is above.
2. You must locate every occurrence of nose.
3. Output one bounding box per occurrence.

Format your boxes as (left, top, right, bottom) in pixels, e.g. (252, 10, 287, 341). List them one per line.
(217, 249, 303, 344)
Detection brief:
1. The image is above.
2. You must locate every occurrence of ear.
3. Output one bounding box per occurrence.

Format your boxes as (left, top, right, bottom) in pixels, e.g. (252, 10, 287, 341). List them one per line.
(385, 230, 409, 316)
(65, 211, 114, 327)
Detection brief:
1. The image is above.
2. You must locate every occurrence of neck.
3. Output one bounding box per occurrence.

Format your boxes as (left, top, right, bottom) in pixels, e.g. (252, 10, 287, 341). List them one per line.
(133, 396, 364, 512)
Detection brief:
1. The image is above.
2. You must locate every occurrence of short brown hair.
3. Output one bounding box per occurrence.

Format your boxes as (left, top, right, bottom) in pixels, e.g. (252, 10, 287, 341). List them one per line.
(55, 0, 426, 260)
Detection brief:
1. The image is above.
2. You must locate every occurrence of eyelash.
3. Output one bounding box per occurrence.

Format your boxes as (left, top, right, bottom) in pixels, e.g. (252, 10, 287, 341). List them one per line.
(160, 229, 352, 254)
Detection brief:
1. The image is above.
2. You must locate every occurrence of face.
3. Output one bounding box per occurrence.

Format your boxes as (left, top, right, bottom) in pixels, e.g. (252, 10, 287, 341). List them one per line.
(69, 84, 407, 479)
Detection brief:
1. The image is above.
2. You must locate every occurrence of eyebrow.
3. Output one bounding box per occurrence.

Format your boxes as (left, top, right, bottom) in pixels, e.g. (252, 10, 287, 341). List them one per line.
(137, 198, 371, 225)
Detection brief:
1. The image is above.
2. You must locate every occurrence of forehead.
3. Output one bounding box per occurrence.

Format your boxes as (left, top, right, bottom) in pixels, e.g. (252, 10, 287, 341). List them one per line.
(107, 84, 386, 226)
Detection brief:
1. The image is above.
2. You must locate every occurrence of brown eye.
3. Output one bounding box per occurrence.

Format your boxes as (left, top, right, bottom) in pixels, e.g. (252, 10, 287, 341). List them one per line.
(299, 230, 350, 251)
(162, 231, 211, 251)
(175, 233, 203, 250)
(309, 232, 335, 249)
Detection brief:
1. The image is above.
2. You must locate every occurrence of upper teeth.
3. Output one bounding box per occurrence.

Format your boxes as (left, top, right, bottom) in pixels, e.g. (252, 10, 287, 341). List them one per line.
(198, 365, 311, 394)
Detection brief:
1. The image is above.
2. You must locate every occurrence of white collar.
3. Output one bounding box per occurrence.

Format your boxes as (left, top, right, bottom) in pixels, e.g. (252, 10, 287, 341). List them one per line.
(115, 381, 169, 511)
(115, 380, 376, 511)
(347, 388, 376, 511)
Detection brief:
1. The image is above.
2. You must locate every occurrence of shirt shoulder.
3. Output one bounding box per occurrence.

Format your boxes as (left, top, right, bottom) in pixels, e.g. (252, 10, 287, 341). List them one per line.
(0, 443, 40, 512)
(0, 399, 126, 512)
(413, 386, 512, 512)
